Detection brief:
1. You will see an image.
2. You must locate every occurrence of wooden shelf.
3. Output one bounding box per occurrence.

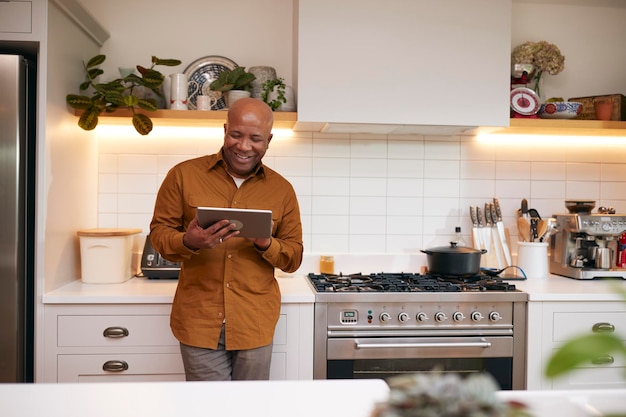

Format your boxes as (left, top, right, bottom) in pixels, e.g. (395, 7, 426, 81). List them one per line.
(484, 118, 626, 137)
(75, 109, 298, 130)
(75, 109, 626, 136)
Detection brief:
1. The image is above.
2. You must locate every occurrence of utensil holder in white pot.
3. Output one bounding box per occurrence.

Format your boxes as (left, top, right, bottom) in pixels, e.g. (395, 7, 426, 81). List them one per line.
(517, 241, 549, 278)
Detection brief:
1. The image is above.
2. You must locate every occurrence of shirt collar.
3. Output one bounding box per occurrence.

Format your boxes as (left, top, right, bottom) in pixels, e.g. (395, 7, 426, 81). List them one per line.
(212, 148, 266, 179)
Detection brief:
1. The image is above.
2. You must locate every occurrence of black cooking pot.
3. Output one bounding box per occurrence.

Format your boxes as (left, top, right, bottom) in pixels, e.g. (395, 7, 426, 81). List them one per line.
(420, 242, 487, 276)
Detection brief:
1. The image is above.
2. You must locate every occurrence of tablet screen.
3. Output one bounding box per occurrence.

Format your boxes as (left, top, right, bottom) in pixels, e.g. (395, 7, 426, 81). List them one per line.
(197, 207, 272, 239)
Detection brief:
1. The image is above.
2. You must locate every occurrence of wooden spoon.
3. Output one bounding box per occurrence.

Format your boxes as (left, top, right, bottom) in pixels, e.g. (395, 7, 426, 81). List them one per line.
(517, 217, 531, 242)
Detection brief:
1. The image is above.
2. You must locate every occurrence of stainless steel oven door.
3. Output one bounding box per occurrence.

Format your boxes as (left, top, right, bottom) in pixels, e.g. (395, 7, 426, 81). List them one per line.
(326, 336, 515, 389)
(328, 336, 513, 359)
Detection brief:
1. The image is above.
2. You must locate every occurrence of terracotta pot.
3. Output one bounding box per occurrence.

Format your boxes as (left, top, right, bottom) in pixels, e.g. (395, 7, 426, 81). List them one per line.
(594, 99, 613, 121)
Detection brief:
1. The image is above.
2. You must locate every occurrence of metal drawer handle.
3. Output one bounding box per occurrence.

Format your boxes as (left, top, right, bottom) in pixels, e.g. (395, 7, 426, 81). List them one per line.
(102, 360, 129, 372)
(103, 327, 129, 338)
(355, 339, 492, 349)
(591, 355, 615, 365)
(592, 322, 615, 333)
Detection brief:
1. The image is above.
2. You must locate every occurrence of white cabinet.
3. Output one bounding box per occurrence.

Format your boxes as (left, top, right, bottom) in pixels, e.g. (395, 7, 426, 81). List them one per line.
(43, 303, 313, 382)
(0, 1, 32, 34)
(526, 301, 626, 390)
(0, 0, 45, 41)
(296, 0, 512, 134)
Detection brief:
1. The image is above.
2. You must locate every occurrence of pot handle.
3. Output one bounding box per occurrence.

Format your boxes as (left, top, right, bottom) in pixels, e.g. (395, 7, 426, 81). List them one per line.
(479, 249, 488, 254)
(420, 250, 432, 255)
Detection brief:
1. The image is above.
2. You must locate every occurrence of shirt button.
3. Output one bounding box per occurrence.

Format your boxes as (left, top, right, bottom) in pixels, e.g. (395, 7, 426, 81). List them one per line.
(228, 254, 232, 259)
(218, 312, 223, 317)
(226, 283, 230, 288)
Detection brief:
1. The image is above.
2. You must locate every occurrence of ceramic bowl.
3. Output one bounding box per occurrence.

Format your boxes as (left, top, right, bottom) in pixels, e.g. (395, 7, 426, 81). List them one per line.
(564, 200, 596, 214)
(537, 101, 583, 119)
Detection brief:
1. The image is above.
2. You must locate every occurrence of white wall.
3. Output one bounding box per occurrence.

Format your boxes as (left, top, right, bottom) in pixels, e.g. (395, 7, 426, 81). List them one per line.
(79, 0, 626, 257)
(78, 0, 295, 88)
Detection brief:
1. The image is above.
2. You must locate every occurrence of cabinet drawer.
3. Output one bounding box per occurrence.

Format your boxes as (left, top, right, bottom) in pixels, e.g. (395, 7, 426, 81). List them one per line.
(57, 353, 185, 383)
(58, 315, 178, 347)
(0, 2, 31, 33)
(553, 311, 626, 342)
(550, 346, 626, 389)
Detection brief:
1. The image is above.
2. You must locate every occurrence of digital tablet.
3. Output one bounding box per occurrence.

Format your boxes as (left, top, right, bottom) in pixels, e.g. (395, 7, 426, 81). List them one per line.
(197, 207, 272, 239)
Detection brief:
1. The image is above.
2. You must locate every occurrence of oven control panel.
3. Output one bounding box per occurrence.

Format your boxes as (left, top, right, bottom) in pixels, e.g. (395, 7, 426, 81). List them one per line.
(331, 302, 514, 329)
(340, 309, 358, 324)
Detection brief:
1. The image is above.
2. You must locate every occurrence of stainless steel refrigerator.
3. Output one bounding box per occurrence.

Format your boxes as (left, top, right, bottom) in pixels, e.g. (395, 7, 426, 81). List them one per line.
(0, 54, 36, 382)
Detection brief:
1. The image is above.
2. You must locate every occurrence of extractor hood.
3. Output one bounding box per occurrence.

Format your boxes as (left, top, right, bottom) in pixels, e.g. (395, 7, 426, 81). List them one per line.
(293, 121, 483, 136)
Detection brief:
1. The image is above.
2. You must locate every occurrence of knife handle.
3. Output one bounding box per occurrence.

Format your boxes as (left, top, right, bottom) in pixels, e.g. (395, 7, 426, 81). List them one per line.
(476, 206, 484, 226)
(493, 198, 503, 221)
(470, 206, 477, 225)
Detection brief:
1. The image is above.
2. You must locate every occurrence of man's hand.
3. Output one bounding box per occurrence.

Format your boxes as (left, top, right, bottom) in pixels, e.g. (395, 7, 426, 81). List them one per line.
(183, 216, 239, 250)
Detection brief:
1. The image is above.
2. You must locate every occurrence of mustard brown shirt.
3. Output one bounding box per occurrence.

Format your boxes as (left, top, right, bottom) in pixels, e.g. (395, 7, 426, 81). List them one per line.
(149, 150, 303, 350)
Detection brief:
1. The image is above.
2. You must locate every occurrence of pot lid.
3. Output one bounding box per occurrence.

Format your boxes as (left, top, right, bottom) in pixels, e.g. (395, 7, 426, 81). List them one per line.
(423, 242, 484, 254)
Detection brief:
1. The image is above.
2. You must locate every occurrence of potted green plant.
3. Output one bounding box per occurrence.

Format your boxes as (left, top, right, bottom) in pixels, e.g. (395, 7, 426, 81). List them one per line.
(66, 54, 181, 135)
(209, 66, 256, 108)
(261, 77, 287, 111)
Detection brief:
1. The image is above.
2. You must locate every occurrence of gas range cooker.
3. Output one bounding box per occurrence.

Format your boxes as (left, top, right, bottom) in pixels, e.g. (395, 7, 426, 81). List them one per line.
(307, 272, 527, 303)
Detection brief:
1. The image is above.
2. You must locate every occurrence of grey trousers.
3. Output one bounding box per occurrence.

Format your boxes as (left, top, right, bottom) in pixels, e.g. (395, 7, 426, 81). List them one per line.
(179, 324, 273, 381)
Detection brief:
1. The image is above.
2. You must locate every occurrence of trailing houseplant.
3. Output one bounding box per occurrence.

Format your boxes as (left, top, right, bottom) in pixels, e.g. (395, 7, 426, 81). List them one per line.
(66, 54, 181, 135)
(261, 77, 287, 111)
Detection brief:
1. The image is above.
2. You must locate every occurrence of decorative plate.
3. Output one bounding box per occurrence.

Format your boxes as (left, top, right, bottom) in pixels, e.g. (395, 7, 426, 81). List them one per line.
(183, 55, 238, 110)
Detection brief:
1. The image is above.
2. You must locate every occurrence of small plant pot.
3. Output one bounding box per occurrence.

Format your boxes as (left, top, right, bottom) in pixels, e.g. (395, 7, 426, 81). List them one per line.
(224, 90, 251, 108)
(594, 99, 613, 121)
(268, 85, 296, 112)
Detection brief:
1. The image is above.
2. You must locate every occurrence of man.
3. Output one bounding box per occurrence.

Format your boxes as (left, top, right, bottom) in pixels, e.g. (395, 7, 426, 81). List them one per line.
(149, 98, 303, 381)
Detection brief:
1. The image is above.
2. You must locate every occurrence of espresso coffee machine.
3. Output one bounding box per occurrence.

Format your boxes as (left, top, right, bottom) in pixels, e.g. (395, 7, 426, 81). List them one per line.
(549, 213, 626, 279)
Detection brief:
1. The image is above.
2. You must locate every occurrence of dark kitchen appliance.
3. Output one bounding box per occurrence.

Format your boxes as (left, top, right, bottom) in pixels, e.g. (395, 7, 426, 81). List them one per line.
(0, 54, 36, 382)
(549, 213, 626, 279)
(141, 235, 180, 279)
(308, 272, 527, 390)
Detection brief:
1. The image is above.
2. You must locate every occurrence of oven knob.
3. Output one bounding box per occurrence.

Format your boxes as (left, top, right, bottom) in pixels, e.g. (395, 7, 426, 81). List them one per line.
(398, 312, 410, 323)
(379, 312, 391, 323)
(416, 312, 428, 322)
(452, 312, 465, 322)
(471, 311, 484, 322)
(434, 312, 447, 322)
(489, 311, 502, 322)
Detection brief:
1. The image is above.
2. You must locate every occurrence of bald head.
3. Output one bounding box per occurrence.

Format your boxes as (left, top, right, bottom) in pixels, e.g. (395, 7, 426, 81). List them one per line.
(222, 97, 274, 178)
(226, 97, 274, 133)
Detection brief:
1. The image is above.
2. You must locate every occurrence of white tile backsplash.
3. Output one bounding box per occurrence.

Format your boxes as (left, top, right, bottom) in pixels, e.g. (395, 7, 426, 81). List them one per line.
(531, 162, 566, 180)
(350, 177, 386, 196)
(96, 130, 626, 254)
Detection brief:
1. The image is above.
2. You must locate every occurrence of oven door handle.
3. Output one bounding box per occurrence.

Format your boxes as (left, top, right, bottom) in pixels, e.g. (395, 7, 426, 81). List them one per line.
(354, 337, 492, 350)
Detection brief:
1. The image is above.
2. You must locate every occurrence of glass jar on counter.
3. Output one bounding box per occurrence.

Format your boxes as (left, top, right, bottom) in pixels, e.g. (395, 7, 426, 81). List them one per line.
(319, 255, 335, 274)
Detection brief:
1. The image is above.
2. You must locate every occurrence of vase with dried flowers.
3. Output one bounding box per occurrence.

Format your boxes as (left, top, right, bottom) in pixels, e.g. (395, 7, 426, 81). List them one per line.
(511, 41, 565, 99)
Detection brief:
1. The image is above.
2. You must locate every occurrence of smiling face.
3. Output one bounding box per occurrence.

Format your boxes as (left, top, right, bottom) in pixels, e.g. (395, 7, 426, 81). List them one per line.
(222, 98, 274, 178)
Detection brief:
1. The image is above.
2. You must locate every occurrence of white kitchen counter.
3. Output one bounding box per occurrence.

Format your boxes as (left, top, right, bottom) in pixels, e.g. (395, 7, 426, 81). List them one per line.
(496, 388, 626, 417)
(0, 379, 390, 417)
(514, 274, 626, 301)
(43, 269, 626, 304)
(42, 274, 315, 304)
(1, 379, 624, 417)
